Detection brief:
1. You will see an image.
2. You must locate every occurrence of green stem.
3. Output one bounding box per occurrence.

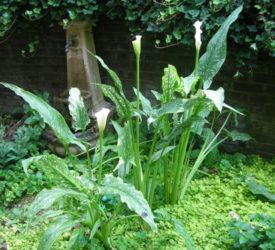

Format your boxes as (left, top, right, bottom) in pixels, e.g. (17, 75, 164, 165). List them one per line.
(163, 156, 169, 203)
(162, 115, 171, 204)
(144, 120, 161, 198)
(132, 52, 144, 193)
(82, 129, 93, 179)
(194, 47, 200, 77)
(86, 144, 92, 179)
(98, 130, 103, 183)
(148, 162, 159, 207)
(136, 54, 140, 149)
(128, 119, 143, 192)
(171, 130, 190, 204)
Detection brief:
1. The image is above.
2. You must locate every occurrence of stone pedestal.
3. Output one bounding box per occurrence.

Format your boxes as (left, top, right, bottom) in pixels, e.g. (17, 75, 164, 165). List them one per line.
(66, 21, 108, 114)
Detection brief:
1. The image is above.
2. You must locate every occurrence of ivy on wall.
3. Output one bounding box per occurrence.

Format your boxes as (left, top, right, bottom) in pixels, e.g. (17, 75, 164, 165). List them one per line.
(0, 0, 274, 63)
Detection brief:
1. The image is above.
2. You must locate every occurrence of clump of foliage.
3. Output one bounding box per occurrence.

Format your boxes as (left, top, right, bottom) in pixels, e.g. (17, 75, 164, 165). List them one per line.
(198, 149, 247, 172)
(0, 104, 46, 168)
(0, 5, 258, 250)
(227, 213, 275, 249)
(0, 84, 156, 249)
(0, 1, 273, 62)
(107, 0, 274, 58)
(91, 6, 248, 206)
(0, 162, 52, 207)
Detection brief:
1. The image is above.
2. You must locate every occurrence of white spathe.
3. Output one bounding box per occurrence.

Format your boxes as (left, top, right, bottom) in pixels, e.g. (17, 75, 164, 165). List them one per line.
(95, 107, 111, 133)
(69, 87, 81, 101)
(132, 35, 142, 57)
(193, 20, 202, 50)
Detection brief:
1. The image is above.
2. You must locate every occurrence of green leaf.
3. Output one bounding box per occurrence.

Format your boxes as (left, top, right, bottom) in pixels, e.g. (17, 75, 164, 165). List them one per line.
(173, 218, 195, 250)
(155, 209, 195, 250)
(204, 87, 224, 112)
(67, 228, 85, 250)
(151, 146, 176, 163)
(38, 215, 81, 250)
(161, 64, 180, 101)
(112, 121, 134, 171)
(31, 210, 64, 226)
(100, 174, 157, 232)
(88, 51, 123, 93)
(198, 6, 243, 89)
(68, 88, 90, 132)
(0, 82, 85, 150)
(33, 154, 83, 191)
(179, 75, 199, 96)
(28, 188, 86, 218)
(157, 99, 187, 116)
(99, 84, 131, 118)
(223, 103, 244, 115)
(134, 88, 155, 117)
(226, 130, 252, 142)
(245, 177, 275, 202)
(22, 155, 43, 176)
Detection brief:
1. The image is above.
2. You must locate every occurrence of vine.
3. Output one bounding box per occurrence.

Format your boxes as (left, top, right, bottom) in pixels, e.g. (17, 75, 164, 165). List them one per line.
(0, 1, 274, 65)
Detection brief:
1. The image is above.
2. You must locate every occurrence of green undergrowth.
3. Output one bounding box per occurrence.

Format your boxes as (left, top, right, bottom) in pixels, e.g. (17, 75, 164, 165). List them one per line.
(0, 156, 274, 249)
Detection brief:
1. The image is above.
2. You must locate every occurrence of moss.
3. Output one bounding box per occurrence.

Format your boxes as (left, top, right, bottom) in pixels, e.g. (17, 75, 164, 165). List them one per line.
(0, 156, 274, 249)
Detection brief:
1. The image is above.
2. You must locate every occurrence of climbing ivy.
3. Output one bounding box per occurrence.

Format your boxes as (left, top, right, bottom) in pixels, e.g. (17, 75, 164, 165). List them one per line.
(105, 0, 274, 69)
(0, 0, 274, 61)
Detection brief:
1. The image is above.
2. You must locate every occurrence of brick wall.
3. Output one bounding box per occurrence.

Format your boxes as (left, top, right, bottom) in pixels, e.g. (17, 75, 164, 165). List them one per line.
(0, 19, 274, 157)
(0, 25, 67, 112)
(93, 19, 275, 158)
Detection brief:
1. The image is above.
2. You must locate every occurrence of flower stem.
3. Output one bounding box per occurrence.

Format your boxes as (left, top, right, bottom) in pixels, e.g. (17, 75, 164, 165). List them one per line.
(194, 48, 200, 77)
(98, 130, 103, 183)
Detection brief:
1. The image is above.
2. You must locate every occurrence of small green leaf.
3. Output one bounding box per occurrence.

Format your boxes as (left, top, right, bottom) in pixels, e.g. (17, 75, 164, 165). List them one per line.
(22, 155, 43, 176)
(100, 174, 157, 232)
(245, 177, 275, 202)
(227, 130, 252, 142)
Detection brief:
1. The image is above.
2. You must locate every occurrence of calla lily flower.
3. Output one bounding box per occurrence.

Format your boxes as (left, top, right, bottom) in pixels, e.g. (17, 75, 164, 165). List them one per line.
(193, 20, 202, 50)
(95, 108, 110, 133)
(132, 35, 142, 57)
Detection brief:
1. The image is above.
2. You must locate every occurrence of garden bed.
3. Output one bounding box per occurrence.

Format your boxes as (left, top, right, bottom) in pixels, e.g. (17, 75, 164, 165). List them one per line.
(1, 156, 274, 249)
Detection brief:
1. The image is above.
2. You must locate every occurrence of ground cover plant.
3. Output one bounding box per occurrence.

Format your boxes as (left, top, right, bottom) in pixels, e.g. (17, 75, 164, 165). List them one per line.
(0, 4, 274, 250)
(0, 103, 46, 168)
(0, 156, 274, 249)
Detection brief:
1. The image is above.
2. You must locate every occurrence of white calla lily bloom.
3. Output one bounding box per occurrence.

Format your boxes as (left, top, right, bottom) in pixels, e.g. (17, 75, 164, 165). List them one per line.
(132, 35, 142, 57)
(193, 20, 202, 50)
(95, 108, 111, 133)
